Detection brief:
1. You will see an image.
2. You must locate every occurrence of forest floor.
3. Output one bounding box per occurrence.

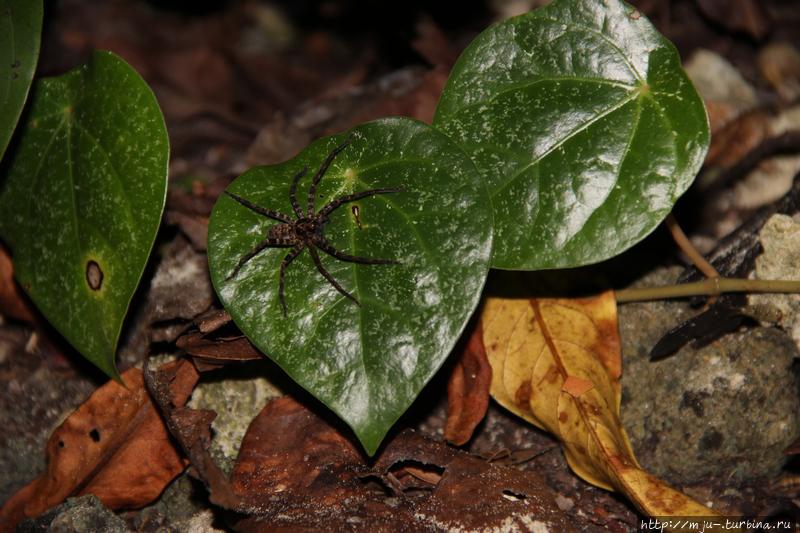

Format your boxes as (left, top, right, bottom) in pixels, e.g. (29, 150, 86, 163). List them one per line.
(2, 0, 800, 531)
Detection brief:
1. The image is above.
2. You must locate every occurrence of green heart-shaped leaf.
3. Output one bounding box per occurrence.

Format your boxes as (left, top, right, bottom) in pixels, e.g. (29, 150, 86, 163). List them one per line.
(0, 51, 169, 378)
(434, 0, 709, 269)
(0, 0, 42, 160)
(208, 118, 492, 454)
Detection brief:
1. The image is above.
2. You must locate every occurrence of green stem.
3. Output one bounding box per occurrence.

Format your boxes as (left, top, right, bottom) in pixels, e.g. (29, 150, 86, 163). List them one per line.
(615, 277, 800, 303)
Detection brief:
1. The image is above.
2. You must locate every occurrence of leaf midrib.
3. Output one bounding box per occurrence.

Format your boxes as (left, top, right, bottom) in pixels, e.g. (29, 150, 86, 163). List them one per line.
(491, 89, 641, 196)
(532, 14, 645, 84)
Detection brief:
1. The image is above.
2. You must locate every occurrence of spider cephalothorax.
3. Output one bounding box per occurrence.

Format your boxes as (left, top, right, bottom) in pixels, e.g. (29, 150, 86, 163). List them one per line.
(225, 138, 401, 316)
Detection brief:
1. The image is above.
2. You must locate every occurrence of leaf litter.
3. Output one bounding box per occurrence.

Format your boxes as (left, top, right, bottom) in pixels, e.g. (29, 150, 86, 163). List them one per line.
(482, 292, 721, 518)
(142, 361, 575, 532)
(5, 0, 800, 528)
(0, 359, 198, 531)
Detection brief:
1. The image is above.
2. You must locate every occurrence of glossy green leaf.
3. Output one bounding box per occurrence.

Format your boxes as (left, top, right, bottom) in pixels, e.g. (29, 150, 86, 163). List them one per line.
(434, 0, 709, 270)
(0, 0, 42, 160)
(0, 51, 169, 378)
(208, 118, 493, 454)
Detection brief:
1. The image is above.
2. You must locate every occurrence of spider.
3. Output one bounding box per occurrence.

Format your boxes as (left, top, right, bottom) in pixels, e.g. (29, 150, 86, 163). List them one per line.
(224, 138, 401, 316)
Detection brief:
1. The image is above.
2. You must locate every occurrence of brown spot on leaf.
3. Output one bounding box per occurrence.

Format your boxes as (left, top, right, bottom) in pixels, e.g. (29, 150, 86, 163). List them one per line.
(608, 454, 633, 472)
(514, 379, 532, 410)
(562, 376, 594, 397)
(86, 260, 103, 290)
(542, 363, 560, 384)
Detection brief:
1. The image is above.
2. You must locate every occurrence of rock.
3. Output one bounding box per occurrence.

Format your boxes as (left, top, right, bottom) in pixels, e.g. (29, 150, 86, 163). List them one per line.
(17, 495, 127, 533)
(187, 364, 283, 473)
(130, 474, 224, 531)
(759, 42, 800, 102)
(619, 267, 800, 487)
(750, 214, 800, 346)
(147, 235, 215, 343)
(684, 49, 758, 132)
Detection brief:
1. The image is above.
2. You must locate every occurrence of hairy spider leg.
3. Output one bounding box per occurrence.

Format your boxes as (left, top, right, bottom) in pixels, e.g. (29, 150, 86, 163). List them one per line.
(288, 166, 309, 217)
(224, 191, 293, 223)
(278, 245, 305, 316)
(307, 138, 352, 214)
(316, 187, 403, 265)
(308, 246, 360, 306)
(226, 236, 296, 281)
(318, 187, 402, 217)
(316, 237, 399, 265)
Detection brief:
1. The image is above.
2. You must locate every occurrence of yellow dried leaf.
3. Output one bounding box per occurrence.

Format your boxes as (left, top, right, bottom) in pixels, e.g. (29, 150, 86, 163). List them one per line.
(483, 292, 720, 518)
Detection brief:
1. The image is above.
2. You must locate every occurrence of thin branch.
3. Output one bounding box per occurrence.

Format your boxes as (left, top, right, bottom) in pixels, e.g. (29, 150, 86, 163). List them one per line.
(706, 130, 800, 193)
(665, 213, 720, 279)
(615, 277, 800, 303)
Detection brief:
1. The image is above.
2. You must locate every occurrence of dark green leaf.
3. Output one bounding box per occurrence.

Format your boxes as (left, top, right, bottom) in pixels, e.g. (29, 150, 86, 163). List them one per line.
(207, 118, 493, 454)
(0, 51, 169, 378)
(0, 0, 42, 160)
(434, 0, 709, 269)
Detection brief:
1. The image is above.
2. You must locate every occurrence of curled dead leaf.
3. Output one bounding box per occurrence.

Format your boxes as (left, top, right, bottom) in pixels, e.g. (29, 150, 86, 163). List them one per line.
(0, 360, 199, 531)
(176, 331, 262, 361)
(444, 320, 491, 445)
(483, 293, 721, 518)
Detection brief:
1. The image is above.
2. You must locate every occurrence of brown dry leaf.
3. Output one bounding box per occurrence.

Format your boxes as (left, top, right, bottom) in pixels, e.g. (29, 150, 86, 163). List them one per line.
(0, 360, 198, 530)
(483, 293, 720, 518)
(176, 331, 263, 365)
(444, 320, 492, 445)
(705, 109, 771, 169)
(696, 0, 771, 41)
(165, 211, 209, 252)
(0, 244, 36, 323)
(229, 397, 574, 532)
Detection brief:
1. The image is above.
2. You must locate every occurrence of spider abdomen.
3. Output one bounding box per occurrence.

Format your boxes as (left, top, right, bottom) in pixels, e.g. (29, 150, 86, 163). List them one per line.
(268, 223, 295, 240)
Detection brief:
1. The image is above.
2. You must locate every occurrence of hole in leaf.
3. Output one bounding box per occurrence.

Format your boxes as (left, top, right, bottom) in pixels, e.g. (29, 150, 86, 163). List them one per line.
(86, 260, 103, 291)
(388, 460, 445, 491)
(502, 489, 527, 502)
(89, 428, 101, 442)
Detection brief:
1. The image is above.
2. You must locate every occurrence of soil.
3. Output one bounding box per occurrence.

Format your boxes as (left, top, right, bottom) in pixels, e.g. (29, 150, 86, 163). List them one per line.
(2, 0, 800, 531)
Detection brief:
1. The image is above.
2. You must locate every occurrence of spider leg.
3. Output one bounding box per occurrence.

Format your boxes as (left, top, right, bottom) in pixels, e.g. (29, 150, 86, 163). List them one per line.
(225, 191, 294, 223)
(308, 137, 352, 214)
(278, 245, 304, 316)
(319, 187, 402, 217)
(226, 237, 295, 281)
(308, 246, 360, 306)
(317, 237, 400, 265)
(289, 166, 309, 217)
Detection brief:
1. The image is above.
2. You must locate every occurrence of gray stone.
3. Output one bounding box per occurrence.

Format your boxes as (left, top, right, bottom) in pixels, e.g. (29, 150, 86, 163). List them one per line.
(0, 326, 96, 504)
(17, 495, 127, 533)
(188, 366, 283, 473)
(129, 473, 229, 532)
(750, 214, 800, 346)
(684, 49, 758, 114)
(619, 267, 800, 487)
